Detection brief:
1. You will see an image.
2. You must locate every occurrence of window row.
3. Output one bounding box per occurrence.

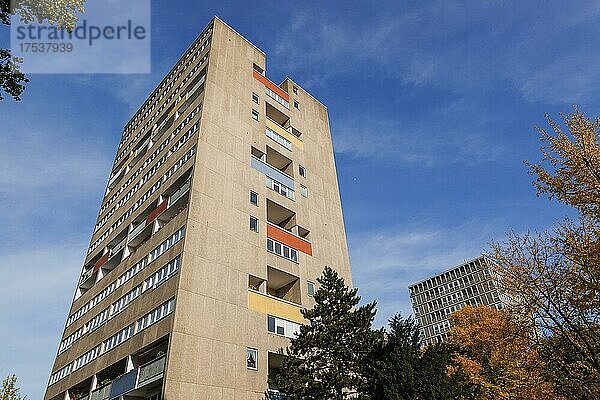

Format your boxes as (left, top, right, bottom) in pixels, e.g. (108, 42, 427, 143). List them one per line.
(98, 102, 201, 223)
(60, 257, 180, 354)
(265, 86, 289, 109)
(88, 124, 196, 255)
(266, 176, 295, 201)
(119, 25, 211, 151)
(50, 298, 176, 386)
(267, 315, 300, 339)
(66, 227, 185, 328)
(267, 238, 299, 263)
(116, 46, 206, 175)
(265, 126, 292, 151)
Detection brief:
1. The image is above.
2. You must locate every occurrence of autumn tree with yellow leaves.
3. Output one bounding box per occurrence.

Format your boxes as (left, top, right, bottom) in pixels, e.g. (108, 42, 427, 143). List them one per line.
(490, 108, 600, 399)
(447, 305, 557, 400)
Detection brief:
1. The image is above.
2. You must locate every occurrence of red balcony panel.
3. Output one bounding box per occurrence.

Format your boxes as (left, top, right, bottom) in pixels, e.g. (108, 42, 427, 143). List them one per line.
(267, 224, 312, 256)
(253, 70, 289, 102)
(146, 199, 168, 225)
(93, 252, 110, 272)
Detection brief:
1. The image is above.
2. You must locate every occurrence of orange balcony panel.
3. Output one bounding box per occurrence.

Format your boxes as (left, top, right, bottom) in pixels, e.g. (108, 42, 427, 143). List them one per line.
(146, 199, 168, 225)
(253, 70, 289, 102)
(93, 252, 110, 272)
(267, 224, 312, 256)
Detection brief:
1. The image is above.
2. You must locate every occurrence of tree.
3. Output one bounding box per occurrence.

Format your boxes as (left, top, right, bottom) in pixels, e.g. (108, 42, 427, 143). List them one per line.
(0, 0, 86, 101)
(490, 108, 600, 397)
(1, 375, 25, 400)
(447, 305, 557, 400)
(369, 314, 469, 400)
(270, 266, 381, 400)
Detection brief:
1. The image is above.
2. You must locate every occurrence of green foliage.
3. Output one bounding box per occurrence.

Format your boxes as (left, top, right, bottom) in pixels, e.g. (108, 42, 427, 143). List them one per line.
(369, 314, 469, 400)
(0, 0, 85, 101)
(271, 266, 381, 399)
(1, 375, 25, 400)
(271, 268, 468, 399)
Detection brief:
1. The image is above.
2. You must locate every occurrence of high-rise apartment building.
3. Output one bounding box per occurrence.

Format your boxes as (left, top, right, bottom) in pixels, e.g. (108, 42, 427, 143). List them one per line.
(408, 256, 504, 345)
(44, 17, 352, 400)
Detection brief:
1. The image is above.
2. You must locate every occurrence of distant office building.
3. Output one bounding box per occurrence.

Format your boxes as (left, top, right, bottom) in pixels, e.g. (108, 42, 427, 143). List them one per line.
(408, 256, 504, 345)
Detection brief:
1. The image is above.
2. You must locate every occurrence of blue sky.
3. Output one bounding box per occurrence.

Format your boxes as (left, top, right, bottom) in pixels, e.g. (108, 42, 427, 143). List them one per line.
(0, 0, 596, 397)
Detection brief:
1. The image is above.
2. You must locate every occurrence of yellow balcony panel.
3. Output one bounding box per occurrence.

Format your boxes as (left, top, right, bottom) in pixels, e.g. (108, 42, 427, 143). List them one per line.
(169, 96, 186, 118)
(247, 290, 304, 324)
(266, 118, 304, 150)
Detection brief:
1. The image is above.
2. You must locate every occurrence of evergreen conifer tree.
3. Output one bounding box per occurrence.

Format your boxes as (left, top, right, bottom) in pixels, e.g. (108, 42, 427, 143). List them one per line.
(270, 266, 381, 400)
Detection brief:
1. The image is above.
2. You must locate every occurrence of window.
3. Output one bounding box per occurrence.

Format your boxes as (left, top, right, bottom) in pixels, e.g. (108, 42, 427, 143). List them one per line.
(267, 315, 301, 338)
(246, 347, 258, 370)
(293, 86, 298, 94)
(299, 165, 306, 177)
(250, 216, 259, 232)
(307, 281, 316, 296)
(252, 109, 259, 121)
(250, 191, 258, 206)
(300, 185, 308, 197)
(294, 100, 300, 110)
(267, 238, 298, 262)
(252, 92, 259, 104)
(266, 176, 295, 201)
(265, 127, 292, 150)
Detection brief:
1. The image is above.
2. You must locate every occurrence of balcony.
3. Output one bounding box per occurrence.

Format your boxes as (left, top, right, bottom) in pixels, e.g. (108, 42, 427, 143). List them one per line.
(87, 355, 166, 400)
(266, 200, 312, 256)
(128, 220, 148, 242)
(92, 252, 109, 273)
(253, 70, 289, 109)
(127, 200, 167, 247)
(267, 266, 301, 304)
(247, 290, 303, 324)
(108, 369, 137, 399)
(107, 168, 125, 191)
(267, 223, 312, 256)
(89, 383, 111, 400)
(79, 268, 95, 286)
(266, 118, 303, 151)
(137, 355, 166, 386)
(168, 180, 190, 207)
(109, 237, 127, 259)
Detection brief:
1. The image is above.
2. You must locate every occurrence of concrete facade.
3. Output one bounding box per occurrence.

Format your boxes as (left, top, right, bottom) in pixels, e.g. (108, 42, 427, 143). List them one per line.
(408, 256, 504, 345)
(44, 17, 352, 400)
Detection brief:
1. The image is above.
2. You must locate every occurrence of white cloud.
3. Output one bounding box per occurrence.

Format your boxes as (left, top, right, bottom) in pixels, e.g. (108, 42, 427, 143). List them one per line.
(274, 1, 600, 105)
(332, 114, 504, 166)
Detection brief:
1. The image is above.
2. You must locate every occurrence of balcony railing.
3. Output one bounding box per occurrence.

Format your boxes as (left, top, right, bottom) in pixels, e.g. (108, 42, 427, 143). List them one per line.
(250, 156, 295, 190)
(92, 252, 109, 272)
(137, 355, 166, 386)
(109, 369, 137, 399)
(266, 118, 303, 150)
(79, 268, 94, 284)
(248, 290, 303, 324)
(168, 180, 190, 207)
(86, 356, 166, 400)
(267, 222, 312, 256)
(109, 237, 127, 258)
(128, 221, 146, 241)
(89, 383, 111, 400)
(253, 70, 289, 109)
